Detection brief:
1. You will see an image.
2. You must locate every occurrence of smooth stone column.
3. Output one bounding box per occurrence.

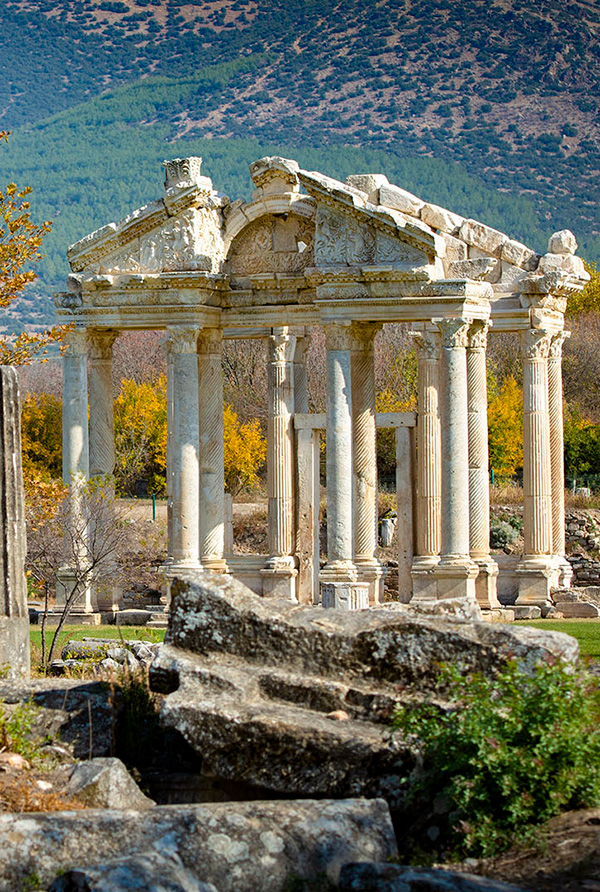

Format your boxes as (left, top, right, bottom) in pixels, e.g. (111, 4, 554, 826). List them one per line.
(165, 345, 174, 566)
(548, 331, 573, 588)
(198, 328, 226, 573)
(167, 326, 201, 572)
(411, 330, 442, 599)
(296, 425, 320, 605)
(351, 322, 384, 604)
(517, 329, 555, 606)
(262, 327, 298, 599)
(87, 330, 118, 480)
(319, 322, 369, 610)
(60, 328, 94, 613)
(0, 368, 30, 677)
(432, 319, 478, 603)
(467, 322, 500, 609)
(395, 425, 415, 603)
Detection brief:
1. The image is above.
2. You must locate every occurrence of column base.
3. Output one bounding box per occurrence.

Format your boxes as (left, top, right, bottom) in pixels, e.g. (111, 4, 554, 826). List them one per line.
(320, 580, 370, 610)
(354, 558, 386, 605)
(432, 559, 479, 602)
(411, 555, 440, 601)
(472, 556, 501, 610)
(56, 567, 97, 613)
(516, 555, 558, 607)
(555, 554, 573, 589)
(95, 581, 122, 612)
(201, 556, 229, 574)
(261, 556, 298, 600)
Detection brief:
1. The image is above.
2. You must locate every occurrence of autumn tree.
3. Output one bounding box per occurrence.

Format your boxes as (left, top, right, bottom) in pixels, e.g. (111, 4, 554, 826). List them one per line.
(487, 374, 523, 480)
(0, 131, 65, 364)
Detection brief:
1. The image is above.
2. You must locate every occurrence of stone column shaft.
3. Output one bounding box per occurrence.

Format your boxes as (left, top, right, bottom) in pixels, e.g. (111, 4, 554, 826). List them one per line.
(396, 426, 414, 603)
(198, 329, 226, 572)
(62, 329, 89, 484)
(167, 327, 201, 569)
(548, 332, 572, 587)
(414, 331, 441, 558)
(294, 334, 309, 416)
(467, 323, 500, 609)
(296, 426, 320, 605)
(87, 330, 118, 479)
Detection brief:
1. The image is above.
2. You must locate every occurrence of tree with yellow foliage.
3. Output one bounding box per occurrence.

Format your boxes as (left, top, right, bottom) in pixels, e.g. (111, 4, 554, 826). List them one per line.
(487, 374, 523, 480)
(114, 376, 168, 495)
(223, 404, 267, 495)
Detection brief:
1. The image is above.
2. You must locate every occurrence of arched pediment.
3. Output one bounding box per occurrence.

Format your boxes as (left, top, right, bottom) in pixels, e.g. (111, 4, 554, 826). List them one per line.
(225, 211, 315, 282)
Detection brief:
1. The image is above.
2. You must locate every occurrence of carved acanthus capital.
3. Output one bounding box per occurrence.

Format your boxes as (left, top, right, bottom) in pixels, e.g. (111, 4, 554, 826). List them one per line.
(87, 329, 119, 361)
(548, 331, 570, 360)
(168, 326, 199, 354)
(467, 321, 489, 351)
(438, 319, 470, 349)
(325, 321, 354, 352)
(268, 326, 297, 363)
(163, 157, 203, 190)
(64, 329, 89, 357)
(412, 329, 440, 361)
(197, 327, 223, 355)
(522, 328, 552, 361)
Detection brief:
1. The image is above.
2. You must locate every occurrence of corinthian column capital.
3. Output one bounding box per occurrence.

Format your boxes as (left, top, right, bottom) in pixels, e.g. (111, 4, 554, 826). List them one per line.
(168, 326, 199, 354)
(521, 329, 552, 361)
(467, 321, 489, 351)
(549, 330, 569, 359)
(438, 318, 470, 349)
(268, 326, 296, 363)
(87, 329, 119, 361)
(64, 329, 89, 357)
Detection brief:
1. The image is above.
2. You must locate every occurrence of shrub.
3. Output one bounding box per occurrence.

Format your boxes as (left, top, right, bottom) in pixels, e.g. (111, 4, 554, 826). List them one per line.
(393, 661, 600, 859)
(489, 519, 518, 549)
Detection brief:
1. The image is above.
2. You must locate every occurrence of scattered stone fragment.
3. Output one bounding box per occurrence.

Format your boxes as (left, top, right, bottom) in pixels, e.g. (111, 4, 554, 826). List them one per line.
(48, 851, 215, 892)
(548, 229, 578, 255)
(66, 757, 156, 810)
(338, 863, 525, 891)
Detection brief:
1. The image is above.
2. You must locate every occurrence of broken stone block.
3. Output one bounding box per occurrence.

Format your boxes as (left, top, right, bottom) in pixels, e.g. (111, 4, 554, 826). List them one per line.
(345, 173, 389, 203)
(538, 252, 587, 278)
(421, 203, 463, 233)
(558, 602, 600, 618)
(66, 757, 155, 810)
(0, 367, 29, 678)
(500, 237, 537, 268)
(447, 258, 498, 280)
(0, 799, 397, 892)
(378, 183, 425, 217)
(548, 229, 578, 255)
(149, 574, 578, 805)
(459, 219, 506, 257)
(49, 851, 213, 892)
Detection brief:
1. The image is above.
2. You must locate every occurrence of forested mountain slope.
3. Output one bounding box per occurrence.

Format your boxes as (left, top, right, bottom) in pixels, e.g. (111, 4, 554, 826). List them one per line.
(2, 0, 600, 329)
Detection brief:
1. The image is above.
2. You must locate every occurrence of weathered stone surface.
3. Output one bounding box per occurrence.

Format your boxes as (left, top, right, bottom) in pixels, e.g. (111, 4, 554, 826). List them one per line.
(149, 574, 578, 805)
(421, 203, 463, 233)
(447, 258, 498, 280)
(346, 173, 389, 203)
(500, 238, 536, 268)
(49, 851, 215, 891)
(0, 367, 29, 678)
(379, 183, 425, 217)
(548, 229, 578, 255)
(557, 601, 600, 618)
(460, 219, 506, 256)
(67, 757, 156, 810)
(538, 251, 587, 278)
(339, 863, 524, 891)
(0, 799, 397, 892)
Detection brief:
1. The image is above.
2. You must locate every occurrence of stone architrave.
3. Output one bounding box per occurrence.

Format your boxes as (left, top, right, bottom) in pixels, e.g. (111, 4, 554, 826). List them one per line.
(467, 322, 500, 608)
(166, 326, 201, 572)
(411, 330, 441, 598)
(87, 330, 118, 480)
(548, 332, 573, 588)
(351, 322, 384, 604)
(0, 368, 30, 677)
(319, 322, 369, 610)
(517, 329, 555, 605)
(431, 319, 478, 602)
(262, 327, 298, 599)
(197, 328, 226, 573)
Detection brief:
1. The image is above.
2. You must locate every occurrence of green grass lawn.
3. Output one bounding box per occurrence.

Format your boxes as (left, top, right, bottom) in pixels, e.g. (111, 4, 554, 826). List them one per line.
(29, 624, 166, 669)
(518, 619, 600, 659)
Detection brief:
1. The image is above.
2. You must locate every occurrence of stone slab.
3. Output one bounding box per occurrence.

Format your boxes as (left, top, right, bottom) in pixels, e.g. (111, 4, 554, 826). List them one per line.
(0, 799, 397, 892)
(512, 606, 542, 620)
(558, 601, 600, 618)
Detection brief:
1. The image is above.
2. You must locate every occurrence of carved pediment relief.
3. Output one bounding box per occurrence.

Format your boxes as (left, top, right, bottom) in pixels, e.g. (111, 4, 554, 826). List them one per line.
(93, 208, 224, 276)
(226, 214, 314, 277)
(314, 206, 428, 267)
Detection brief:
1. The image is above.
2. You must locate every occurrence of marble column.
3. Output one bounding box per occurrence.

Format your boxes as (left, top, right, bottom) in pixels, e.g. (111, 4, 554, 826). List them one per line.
(395, 425, 415, 603)
(87, 330, 118, 480)
(198, 328, 226, 573)
(548, 331, 572, 588)
(165, 346, 174, 566)
(432, 319, 478, 602)
(262, 326, 298, 599)
(60, 328, 94, 612)
(166, 326, 201, 571)
(296, 424, 320, 605)
(467, 322, 500, 609)
(319, 322, 369, 610)
(517, 329, 555, 605)
(351, 322, 384, 604)
(294, 332, 309, 415)
(411, 329, 442, 599)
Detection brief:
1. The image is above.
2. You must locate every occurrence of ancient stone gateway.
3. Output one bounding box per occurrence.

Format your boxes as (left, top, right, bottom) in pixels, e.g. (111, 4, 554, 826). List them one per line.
(55, 156, 588, 612)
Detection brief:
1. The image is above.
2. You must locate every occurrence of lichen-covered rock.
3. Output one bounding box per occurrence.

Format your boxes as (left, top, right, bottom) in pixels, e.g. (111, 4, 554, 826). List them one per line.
(338, 863, 525, 891)
(0, 799, 396, 892)
(149, 574, 579, 805)
(49, 851, 216, 892)
(66, 757, 155, 810)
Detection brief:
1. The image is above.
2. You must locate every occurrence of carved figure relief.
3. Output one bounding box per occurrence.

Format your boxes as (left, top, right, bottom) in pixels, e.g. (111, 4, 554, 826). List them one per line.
(227, 215, 314, 277)
(315, 207, 425, 267)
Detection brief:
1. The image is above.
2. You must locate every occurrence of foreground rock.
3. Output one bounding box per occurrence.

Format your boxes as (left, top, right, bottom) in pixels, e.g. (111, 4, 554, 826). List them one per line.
(0, 798, 396, 892)
(49, 851, 215, 892)
(339, 863, 525, 891)
(67, 757, 155, 810)
(149, 574, 579, 806)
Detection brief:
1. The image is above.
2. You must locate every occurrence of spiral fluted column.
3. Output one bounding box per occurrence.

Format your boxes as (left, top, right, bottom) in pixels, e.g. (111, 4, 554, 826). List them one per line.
(411, 329, 442, 599)
(351, 322, 384, 604)
(467, 322, 500, 608)
(262, 326, 298, 599)
(517, 328, 555, 605)
(548, 332, 572, 588)
(198, 328, 226, 573)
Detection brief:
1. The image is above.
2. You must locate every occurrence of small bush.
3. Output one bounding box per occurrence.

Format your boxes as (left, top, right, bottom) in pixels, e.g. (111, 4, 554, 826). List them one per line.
(0, 699, 40, 761)
(489, 519, 519, 548)
(393, 661, 600, 859)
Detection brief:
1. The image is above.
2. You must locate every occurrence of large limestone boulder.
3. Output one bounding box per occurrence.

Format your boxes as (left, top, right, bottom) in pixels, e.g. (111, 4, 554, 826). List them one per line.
(0, 799, 396, 892)
(66, 757, 156, 810)
(149, 574, 579, 806)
